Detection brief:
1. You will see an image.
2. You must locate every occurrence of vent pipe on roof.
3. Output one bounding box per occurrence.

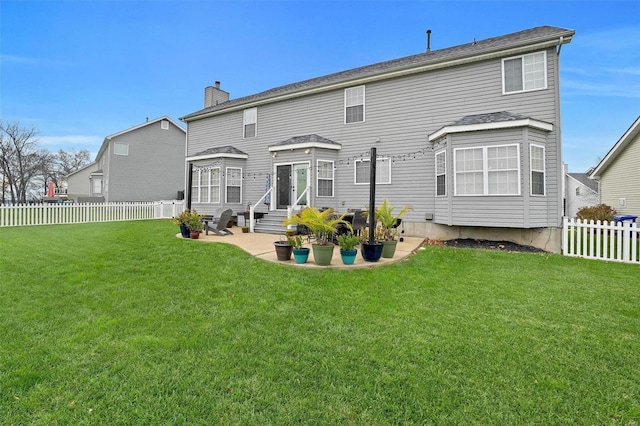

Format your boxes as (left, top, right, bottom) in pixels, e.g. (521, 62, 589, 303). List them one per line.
(426, 29, 432, 52)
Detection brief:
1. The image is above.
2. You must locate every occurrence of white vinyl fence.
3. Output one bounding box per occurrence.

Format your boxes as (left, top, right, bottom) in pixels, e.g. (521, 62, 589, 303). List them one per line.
(0, 200, 185, 227)
(563, 217, 640, 264)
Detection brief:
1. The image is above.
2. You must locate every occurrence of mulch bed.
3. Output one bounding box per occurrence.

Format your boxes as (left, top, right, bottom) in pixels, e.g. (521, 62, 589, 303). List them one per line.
(422, 238, 546, 253)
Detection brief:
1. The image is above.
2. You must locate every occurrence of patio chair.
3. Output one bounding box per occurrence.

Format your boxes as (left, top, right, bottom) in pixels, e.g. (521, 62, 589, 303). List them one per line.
(350, 209, 367, 236)
(204, 209, 234, 236)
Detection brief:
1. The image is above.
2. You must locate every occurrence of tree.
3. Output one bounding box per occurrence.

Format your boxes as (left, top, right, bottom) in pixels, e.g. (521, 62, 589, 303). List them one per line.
(0, 120, 46, 203)
(0, 121, 93, 203)
(56, 148, 91, 179)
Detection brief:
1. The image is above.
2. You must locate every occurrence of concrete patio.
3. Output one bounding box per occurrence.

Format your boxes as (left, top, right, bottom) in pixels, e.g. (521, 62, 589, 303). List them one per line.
(178, 226, 425, 269)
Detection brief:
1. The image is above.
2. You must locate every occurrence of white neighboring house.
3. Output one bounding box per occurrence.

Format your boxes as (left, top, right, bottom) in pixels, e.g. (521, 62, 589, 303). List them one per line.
(589, 116, 640, 216)
(564, 170, 598, 218)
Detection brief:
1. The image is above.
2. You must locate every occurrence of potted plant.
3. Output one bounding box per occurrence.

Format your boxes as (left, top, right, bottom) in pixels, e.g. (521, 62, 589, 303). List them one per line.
(282, 207, 351, 266)
(287, 234, 310, 264)
(359, 227, 383, 262)
(241, 225, 249, 233)
(375, 199, 412, 258)
(172, 210, 192, 238)
(336, 232, 360, 265)
(186, 209, 204, 239)
(274, 237, 293, 261)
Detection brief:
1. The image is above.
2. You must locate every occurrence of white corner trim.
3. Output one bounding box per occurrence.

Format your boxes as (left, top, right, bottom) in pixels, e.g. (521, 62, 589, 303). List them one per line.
(429, 118, 553, 142)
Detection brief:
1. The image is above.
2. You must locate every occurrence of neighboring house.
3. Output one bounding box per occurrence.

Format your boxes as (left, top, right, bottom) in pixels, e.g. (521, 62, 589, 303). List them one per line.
(589, 116, 640, 216)
(66, 161, 100, 202)
(180, 26, 575, 252)
(67, 116, 186, 202)
(564, 168, 599, 218)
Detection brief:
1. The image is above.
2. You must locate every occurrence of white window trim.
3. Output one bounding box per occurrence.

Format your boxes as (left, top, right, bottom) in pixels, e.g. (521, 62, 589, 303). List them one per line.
(243, 108, 257, 138)
(453, 144, 521, 196)
(316, 160, 334, 198)
(435, 150, 446, 197)
(530, 144, 546, 196)
(161, 120, 169, 130)
(502, 50, 547, 94)
(344, 85, 365, 124)
(354, 157, 391, 185)
(225, 167, 242, 204)
(114, 142, 129, 156)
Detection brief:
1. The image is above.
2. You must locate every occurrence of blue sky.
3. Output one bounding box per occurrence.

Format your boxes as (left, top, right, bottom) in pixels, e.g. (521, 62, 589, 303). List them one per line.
(1, 0, 638, 173)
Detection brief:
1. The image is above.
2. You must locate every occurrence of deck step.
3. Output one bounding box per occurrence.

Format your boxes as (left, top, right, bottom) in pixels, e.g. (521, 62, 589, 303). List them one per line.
(252, 211, 288, 235)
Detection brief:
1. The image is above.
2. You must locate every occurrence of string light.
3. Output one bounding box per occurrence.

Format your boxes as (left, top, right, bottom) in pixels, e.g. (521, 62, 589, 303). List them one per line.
(190, 147, 433, 179)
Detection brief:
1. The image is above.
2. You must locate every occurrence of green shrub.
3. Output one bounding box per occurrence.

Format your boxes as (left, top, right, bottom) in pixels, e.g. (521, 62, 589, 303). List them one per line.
(576, 203, 617, 222)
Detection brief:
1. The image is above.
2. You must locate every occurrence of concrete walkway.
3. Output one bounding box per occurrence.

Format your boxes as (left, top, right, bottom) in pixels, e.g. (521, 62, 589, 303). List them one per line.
(179, 226, 425, 269)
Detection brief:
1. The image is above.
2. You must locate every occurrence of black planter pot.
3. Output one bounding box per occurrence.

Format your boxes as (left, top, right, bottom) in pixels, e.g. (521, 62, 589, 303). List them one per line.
(361, 242, 383, 262)
(274, 241, 293, 261)
(179, 224, 190, 238)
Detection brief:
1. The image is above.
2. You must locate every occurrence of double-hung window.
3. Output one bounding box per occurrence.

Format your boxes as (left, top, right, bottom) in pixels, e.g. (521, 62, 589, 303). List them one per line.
(317, 160, 334, 197)
(454, 145, 520, 195)
(243, 108, 257, 138)
(226, 167, 242, 203)
(503, 51, 546, 93)
(435, 150, 446, 196)
(208, 168, 221, 203)
(345, 86, 365, 123)
(530, 145, 545, 196)
(354, 158, 391, 185)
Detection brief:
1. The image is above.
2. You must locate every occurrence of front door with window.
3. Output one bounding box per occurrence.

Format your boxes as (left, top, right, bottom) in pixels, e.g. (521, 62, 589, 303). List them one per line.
(276, 163, 308, 209)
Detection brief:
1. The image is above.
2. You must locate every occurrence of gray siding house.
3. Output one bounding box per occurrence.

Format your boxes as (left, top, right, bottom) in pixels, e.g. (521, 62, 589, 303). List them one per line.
(181, 26, 575, 252)
(590, 116, 640, 216)
(67, 116, 186, 202)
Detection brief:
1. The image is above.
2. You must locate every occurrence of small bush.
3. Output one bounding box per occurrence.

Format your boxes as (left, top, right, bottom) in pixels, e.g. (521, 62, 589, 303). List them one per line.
(576, 204, 617, 222)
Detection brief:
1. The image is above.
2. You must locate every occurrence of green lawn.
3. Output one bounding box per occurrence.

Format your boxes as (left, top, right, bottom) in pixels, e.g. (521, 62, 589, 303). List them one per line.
(1, 220, 639, 425)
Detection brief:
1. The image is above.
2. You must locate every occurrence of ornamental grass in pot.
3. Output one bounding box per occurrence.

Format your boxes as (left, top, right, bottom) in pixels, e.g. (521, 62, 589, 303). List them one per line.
(282, 207, 352, 266)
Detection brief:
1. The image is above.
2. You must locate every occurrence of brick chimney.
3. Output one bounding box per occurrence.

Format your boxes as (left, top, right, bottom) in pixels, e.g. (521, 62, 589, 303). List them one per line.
(204, 81, 229, 108)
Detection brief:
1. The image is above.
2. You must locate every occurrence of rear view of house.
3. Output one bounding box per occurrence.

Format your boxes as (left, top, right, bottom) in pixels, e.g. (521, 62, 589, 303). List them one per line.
(67, 116, 186, 202)
(180, 26, 575, 252)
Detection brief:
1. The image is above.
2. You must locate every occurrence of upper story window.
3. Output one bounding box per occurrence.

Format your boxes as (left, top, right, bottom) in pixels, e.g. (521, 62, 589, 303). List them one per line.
(530, 145, 545, 196)
(503, 51, 546, 94)
(435, 150, 446, 196)
(345, 86, 365, 123)
(114, 143, 128, 156)
(243, 108, 257, 138)
(161, 120, 169, 130)
(354, 158, 390, 185)
(454, 144, 520, 196)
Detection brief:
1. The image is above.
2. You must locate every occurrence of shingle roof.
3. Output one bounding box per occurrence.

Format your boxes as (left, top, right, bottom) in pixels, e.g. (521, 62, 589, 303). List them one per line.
(568, 173, 598, 192)
(269, 134, 340, 148)
(192, 145, 248, 157)
(181, 25, 574, 121)
(452, 111, 528, 126)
